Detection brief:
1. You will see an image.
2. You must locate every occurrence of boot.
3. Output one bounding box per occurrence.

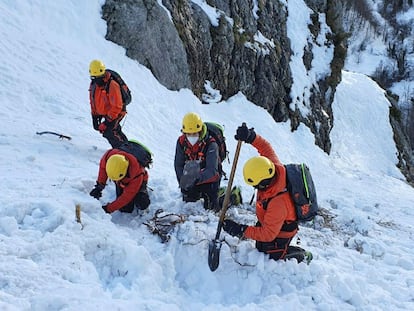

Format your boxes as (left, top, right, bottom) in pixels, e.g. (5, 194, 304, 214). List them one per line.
(285, 246, 313, 264)
(230, 186, 242, 206)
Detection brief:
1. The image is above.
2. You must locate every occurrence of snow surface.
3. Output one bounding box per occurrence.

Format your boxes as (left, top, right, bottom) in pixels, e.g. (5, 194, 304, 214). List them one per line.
(0, 1, 414, 310)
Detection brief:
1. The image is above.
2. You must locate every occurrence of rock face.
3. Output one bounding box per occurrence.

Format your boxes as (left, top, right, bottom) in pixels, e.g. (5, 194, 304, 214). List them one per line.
(102, 0, 339, 151)
(101, 0, 413, 183)
(102, 0, 191, 90)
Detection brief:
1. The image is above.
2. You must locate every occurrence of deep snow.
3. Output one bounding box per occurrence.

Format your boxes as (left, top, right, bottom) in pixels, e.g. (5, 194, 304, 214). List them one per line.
(0, 1, 413, 310)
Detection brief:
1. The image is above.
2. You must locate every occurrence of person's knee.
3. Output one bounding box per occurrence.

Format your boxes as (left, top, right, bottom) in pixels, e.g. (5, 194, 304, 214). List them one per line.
(135, 190, 150, 210)
(182, 189, 200, 202)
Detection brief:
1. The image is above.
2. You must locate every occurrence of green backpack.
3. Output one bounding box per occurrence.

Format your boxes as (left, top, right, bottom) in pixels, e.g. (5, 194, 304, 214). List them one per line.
(205, 122, 228, 163)
(118, 140, 153, 168)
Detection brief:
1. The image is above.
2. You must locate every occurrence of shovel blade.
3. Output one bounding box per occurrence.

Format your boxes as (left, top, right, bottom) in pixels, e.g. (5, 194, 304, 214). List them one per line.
(208, 239, 222, 272)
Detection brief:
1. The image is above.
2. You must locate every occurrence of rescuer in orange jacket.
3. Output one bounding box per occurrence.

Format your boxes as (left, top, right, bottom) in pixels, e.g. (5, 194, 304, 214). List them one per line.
(222, 123, 307, 262)
(89, 60, 127, 148)
(89, 149, 150, 214)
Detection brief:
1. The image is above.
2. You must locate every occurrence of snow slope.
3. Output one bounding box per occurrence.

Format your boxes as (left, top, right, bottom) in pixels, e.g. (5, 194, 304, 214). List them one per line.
(0, 1, 413, 310)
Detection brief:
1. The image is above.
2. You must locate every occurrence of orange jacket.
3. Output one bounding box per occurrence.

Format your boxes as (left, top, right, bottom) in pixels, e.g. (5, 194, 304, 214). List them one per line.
(97, 149, 149, 213)
(243, 135, 297, 242)
(89, 71, 125, 121)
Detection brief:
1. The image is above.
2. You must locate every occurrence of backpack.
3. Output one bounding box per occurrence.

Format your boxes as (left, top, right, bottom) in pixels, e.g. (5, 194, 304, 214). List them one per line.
(105, 69, 132, 106)
(284, 163, 318, 222)
(118, 140, 153, 168)
(204, 122, 228, 163)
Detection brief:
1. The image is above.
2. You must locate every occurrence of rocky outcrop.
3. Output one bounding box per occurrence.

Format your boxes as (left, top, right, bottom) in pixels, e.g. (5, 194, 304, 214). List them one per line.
(101, 0, 414, 185)
(387, 94, 414, 185)
(102, 0, 343, 151)
(102, 0, 191, 90)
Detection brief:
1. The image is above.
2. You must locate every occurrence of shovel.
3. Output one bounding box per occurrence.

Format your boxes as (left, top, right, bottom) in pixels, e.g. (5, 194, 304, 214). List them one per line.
(208, 139, 243, 271)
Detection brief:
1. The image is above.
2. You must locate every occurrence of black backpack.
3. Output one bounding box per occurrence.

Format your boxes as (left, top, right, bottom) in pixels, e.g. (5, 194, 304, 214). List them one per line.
(118, 140, 153, 168)
(105, 69, 132, 106)
(284, 163, 318, 222)
(205, 122, 228, 163)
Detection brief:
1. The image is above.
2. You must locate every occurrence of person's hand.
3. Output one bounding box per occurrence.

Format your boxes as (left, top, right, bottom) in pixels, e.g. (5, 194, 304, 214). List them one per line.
(222, 219, 247, 238)
(92, 116, 100, 131)
(98, 122, 107, 133)
(101, 204, 111, 214)
(89, 183, 104, 199)
(235, 123, 256, 143)
(180, 174, 198, 191)
(180, 161, 200, 191)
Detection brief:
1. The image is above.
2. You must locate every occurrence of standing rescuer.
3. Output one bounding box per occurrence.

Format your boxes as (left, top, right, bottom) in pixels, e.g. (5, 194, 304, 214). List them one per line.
(89, 59, 128, 148)
(222, 123, 310, 263)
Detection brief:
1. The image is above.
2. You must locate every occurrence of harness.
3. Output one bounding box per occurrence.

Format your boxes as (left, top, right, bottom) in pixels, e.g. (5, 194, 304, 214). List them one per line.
(262, 194, 298, 233)
(179, 135, 214, 164)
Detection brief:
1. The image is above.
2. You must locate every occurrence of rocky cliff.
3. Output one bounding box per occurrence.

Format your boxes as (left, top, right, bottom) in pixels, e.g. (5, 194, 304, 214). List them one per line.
(102, 0, 347, 153)
(101, 0, 413, 184)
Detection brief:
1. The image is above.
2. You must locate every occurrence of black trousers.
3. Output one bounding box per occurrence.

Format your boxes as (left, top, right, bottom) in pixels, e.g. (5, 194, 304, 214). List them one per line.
(182, 181, 220, 211)
(116, 182, 150, 213)
(102, 116, 128, 148)
(256, 237, 294, 260)
(255, 221, 298, 260)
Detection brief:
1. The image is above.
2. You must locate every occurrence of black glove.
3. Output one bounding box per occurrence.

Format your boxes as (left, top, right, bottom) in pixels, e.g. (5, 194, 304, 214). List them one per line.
(180, 161, 200, 191)
(102, 204, 111, 214)
(180, 174, 199, 191)
(90, 183, 105, 199)
(223, 219, 247, 238)
(92, 115, 101, 131)
(235, 123, 256, 143)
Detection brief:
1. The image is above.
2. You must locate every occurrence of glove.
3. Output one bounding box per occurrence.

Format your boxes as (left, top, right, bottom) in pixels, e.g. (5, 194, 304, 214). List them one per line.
(101, 204, 111, 214)
(223, 219, 247, 238)
(180, 173, 199, 191)
(92, 115, 101, 131)
(89, 183, 104, 199)
(98, 122, 107, 133)
(179, 161, 200, 191)
(235, 123, 256, 143)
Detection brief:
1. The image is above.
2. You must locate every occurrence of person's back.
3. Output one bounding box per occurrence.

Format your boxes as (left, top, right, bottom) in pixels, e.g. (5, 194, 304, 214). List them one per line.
(88, 59, 128, 148)
(89, 149, 150, 214)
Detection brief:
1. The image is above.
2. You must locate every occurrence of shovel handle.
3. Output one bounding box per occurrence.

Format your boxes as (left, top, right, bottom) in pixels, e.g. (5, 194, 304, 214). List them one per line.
(214, 139, 243, 240)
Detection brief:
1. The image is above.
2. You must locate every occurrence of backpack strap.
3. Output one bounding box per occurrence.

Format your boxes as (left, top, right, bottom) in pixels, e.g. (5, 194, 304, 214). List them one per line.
(104, 70, 126, 111)
(179, 135, 208, 162)
(90, 81, 97, 106)
(104, 71, 113, 94)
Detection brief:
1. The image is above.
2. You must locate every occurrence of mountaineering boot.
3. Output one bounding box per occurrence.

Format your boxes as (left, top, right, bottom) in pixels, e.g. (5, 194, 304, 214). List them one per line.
(203, 194, 221, 213)
(217, 186, 242, 208)
(285, 246, 313, 264)
(218, 186, 226, 208)
(230, 186, 242, 206)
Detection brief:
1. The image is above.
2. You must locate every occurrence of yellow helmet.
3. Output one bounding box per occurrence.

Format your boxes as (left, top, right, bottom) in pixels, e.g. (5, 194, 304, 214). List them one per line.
(182, 112, 203, 134)
(89, 59, 106, 77)
(106, 154, 129, 181)
(243, 156, 275, 187)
